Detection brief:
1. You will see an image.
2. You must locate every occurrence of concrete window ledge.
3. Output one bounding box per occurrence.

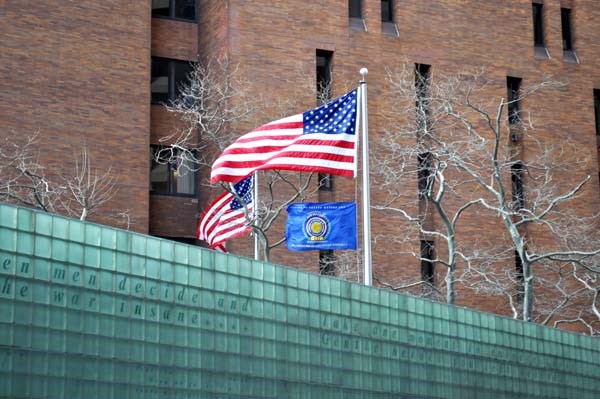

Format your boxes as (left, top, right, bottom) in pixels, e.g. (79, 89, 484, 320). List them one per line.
(349, 17, 367, 32)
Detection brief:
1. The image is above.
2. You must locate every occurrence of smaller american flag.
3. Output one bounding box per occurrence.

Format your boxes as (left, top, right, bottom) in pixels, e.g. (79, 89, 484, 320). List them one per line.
(211, 89, 358, 184)
(196, 176, 254, 251)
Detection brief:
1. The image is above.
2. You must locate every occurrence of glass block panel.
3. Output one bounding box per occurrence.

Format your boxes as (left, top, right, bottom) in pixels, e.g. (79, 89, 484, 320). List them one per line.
(0, 204, 18, 228)
(33, 235, 52, 258)
(160, 240, 175, 262)
(16, 232, 34, 255)
(84, 224, 101, 246)
(84, 246, 100, 267)
(1, 204, 600, 399)
(176, 243, 190, 265)
(131, 255, 145, 276)
(114, 231, 131, 253)
(0, 229, 16, 252)
(160, 261, 174, 283)
(146, 237, 161, 259)
(17, 208, 35, 232)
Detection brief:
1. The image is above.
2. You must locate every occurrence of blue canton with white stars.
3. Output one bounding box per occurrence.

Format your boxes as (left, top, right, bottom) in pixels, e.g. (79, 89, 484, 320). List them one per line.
(230, 176, 253, 210)
(302, 89, 358, 135)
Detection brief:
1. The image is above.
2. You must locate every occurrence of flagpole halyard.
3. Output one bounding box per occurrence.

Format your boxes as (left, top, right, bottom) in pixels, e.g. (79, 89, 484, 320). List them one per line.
(359, 68, 372, 286)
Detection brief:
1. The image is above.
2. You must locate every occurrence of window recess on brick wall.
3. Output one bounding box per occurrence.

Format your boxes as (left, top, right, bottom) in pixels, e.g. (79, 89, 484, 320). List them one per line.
(420, 240, 435, 286)
(349, 0, 362, 18)
(150, 146, 197, 196)
(381, 0, 399, 36)
(316, 50, 333, 103)
(415, 65, 433, 200)
(515, 250, 524, 302)
(415, 64, 431, 112)
(316, 50, 333, 192)
(318, 173, 333, 191)
(506, 76, 522, 126)
(349, 0, 366, 31)
(417, 152, 433, 199)
(415, 63, 431, 134)
(319, 250, 336, 276)
(151, 57, 194, 105)
(152, 0, 196, 22)
(381, 0, 393, 22)
(561, 8, 578, 63)
(511, 161, 525, 210)
(532, 2, 549, 58)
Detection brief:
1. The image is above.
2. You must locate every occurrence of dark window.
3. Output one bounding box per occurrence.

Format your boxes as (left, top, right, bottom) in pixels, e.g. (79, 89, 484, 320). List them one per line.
(415, 64, 431, 99)
(316, 50, 333, 103)
(594, 89, 600, 138)
(511, 161, 525, 210)
(318, 173, 333, 191)
(420, 240, 435, 285)
(151, 58, 194, 104)
(151, 58, 170, 104)
(152, 0, 196, 21)
(150, 146, 196, 196)
(152, 0, 170, 17)
(507, 76, 522, 125)
(349, 0, 362, 18)
(317, 50, 333, 191)
(416, 65, 433, 199)
(415, 64, 431, 123)
(381, 0, 394, 22)
(561, 8, 573, 51)
(532, 3, 545, 47)
(515, 250, 524, 302)
(174, 0, 196, 20)
(319, 250, 336, 276)
(417, 152, 433, 198)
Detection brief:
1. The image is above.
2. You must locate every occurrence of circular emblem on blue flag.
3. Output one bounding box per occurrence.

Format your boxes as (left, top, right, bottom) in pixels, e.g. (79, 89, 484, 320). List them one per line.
(304, 214, 330, 241)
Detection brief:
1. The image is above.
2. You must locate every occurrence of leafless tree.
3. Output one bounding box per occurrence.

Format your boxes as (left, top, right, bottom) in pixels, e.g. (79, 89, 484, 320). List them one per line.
(374, 65, 600, 330)
(60, 147, 117, 221)
(0, 132, 63, 212)
(0, 132, 124, 225)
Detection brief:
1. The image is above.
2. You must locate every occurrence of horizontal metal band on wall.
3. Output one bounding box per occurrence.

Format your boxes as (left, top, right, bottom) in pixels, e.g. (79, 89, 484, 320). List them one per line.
(0, 203, 599, 399)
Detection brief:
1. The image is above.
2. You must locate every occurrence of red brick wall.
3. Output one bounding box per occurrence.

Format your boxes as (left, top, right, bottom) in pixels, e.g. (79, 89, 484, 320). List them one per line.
(198, 0, 229, 59)
(149, 17, 199, 238)
(0, 0, 151, 232)
(152, 18, 198, 61)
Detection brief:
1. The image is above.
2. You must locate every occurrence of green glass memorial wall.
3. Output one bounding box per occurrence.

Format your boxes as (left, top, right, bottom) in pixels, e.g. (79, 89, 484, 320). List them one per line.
(0, 202, 599, 399)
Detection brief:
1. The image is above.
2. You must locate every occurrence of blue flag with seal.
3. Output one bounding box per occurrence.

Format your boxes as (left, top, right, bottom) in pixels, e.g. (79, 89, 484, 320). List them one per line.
(285, 202, 357, 251)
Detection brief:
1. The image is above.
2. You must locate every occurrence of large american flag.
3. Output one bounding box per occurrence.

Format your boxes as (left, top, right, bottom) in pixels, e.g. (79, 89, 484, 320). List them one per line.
(211, 89, 358, 184)
(196, 176, 254, 251)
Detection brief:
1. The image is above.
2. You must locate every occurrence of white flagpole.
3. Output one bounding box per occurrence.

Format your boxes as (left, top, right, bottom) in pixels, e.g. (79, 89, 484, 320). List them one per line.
(253, 172, 260, 260)
(360, 68, 372, 286)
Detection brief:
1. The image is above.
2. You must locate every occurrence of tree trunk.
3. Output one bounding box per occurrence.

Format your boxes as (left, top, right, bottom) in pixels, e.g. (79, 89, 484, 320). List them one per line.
(502, 216, 532, 321)
(446, 235, 456, 304)
(446, 266, 455, 304)
(261, 233, 270, 263)
(522, 261, 533, 321)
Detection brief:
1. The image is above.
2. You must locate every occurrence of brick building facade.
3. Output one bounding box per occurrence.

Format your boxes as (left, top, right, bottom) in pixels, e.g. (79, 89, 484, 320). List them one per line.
(1, 1, 599, 329)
